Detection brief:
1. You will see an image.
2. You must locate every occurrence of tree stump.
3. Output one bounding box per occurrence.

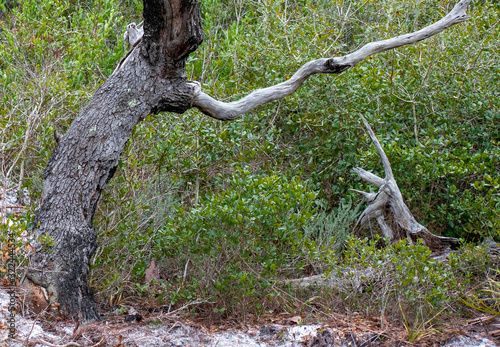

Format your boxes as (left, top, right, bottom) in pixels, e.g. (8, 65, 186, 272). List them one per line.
(351, 116, 459, 253)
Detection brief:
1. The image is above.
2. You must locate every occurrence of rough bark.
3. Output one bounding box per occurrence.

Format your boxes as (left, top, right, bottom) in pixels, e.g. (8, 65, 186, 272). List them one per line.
(25, 0, 471, 321)
(351, 116, 459, 253)
(26, 0, 203, 322)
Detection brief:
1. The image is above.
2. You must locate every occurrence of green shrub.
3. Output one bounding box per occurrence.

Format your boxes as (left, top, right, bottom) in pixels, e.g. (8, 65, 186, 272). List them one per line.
(150, 166, 317, 316)
(304, 197, 362, 256)
(0, 0, 126, 202)
(328, 237, 491, 315)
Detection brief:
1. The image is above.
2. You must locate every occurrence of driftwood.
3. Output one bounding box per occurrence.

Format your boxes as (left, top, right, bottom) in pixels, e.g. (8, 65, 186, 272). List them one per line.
(351, 116, 459, 253)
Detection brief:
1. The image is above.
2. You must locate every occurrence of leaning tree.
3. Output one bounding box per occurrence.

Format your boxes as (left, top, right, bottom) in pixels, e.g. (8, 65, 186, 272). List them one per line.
(25, 0, 472, 321)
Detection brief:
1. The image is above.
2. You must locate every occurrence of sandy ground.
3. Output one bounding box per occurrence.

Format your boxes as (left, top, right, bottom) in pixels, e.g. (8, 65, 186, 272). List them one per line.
(1, 286, 499, 347)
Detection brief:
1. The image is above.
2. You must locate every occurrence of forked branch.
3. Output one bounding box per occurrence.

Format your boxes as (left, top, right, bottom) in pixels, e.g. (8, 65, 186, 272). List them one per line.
(351, 115, 459, 253)
(192, 0, 471, 120)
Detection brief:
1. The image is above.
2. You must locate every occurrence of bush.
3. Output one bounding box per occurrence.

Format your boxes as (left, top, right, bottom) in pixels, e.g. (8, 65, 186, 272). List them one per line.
(304, 197, 362, 259)
(325, 236, 492, 321)
(149, 166, 318, 316)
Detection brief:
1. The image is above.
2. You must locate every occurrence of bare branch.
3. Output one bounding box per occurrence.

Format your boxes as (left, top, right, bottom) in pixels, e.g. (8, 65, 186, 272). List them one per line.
(354, 191, 389, 230)
(192, 58, 345, 120)
(376, 215, 394, 239)
(360, 115, 393, 180)
(192, 0, 471, 120)
(353, 167, 384, 187)
(349, 188, 377, 202)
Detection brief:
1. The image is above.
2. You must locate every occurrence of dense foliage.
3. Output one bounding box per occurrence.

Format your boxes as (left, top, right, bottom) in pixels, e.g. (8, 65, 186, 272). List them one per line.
(1, 0, 499, 330)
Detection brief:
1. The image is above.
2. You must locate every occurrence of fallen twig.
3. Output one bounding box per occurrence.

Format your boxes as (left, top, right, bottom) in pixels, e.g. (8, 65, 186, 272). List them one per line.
(161, 321, 182, 343)
(38, 340, 82, 347)
(160, 299, 214, 318)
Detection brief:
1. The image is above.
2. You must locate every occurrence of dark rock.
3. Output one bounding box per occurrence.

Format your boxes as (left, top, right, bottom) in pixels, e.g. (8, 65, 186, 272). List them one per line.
(124, 315, 137, 323)
(305, 329, 334, 347)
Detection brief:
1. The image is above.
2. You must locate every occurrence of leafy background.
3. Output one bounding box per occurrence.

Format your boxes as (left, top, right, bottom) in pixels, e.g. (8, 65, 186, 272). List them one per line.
(1, 0, 499, 334)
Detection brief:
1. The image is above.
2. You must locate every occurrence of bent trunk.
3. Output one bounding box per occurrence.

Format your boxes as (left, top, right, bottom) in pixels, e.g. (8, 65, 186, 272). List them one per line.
(26, 0, 203, 321)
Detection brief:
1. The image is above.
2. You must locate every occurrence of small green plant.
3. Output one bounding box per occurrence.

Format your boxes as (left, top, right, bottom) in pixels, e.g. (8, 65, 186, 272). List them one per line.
(461, 269, 500, 315)
(399, 301, 439, 342)
(38, 232, 55, 251)
(304, 197, 362, 255)
(0, 212, 32, 272)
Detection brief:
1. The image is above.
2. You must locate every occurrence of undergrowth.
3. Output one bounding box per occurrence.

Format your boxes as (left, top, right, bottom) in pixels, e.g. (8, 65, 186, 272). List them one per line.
(0, 0, 499, 340)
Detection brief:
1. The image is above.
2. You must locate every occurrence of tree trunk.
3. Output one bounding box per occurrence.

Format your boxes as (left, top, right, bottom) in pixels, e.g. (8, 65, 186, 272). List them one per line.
(26, 0, 203, 322)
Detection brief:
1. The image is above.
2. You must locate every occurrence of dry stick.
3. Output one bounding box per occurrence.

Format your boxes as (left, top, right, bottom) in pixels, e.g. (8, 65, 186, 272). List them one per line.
(81, 335, 94, 345)
(37, 338, 105, 347)
(25, 303, 51, 344)
(479, 317, 491, 338)
(93, 338, 106, 347)
(359, 329, 389, 347)
(38, 340, 82, 347)
(161, 321, 182, 343)
(0, 187, 18, 194)
(359, 115, 393, 180)
(1, 205, 26, 209)
(161, 299, 215, 318)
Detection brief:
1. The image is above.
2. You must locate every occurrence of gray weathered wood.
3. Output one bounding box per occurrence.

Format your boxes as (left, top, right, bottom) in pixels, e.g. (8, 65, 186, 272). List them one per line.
(192, 0, 471, 120)
(352, 115, 459, 252)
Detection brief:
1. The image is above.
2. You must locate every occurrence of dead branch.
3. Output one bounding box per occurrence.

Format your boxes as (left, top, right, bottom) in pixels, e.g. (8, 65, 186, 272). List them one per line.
(192, 0, 471, 120)
(352, 115, 459, 253)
